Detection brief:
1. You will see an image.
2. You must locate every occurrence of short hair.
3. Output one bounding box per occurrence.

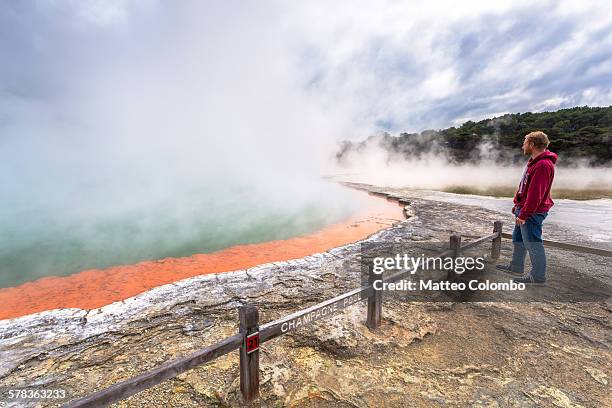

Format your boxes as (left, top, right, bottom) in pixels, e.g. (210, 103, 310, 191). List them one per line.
(525, 131, 550, 149)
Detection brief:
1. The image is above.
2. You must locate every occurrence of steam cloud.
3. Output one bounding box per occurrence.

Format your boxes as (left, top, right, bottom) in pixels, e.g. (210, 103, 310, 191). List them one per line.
(0, 2, 367, 286)
(1, 1, 612, 285)
(332, 134, 612, 191)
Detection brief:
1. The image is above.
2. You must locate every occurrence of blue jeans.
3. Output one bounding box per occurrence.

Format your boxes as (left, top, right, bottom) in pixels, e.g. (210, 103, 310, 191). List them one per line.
(510, 207, 548, 281)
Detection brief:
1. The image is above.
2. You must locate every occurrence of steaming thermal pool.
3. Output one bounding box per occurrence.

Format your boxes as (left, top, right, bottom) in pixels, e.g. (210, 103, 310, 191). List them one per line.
(0, 182, 366, 288)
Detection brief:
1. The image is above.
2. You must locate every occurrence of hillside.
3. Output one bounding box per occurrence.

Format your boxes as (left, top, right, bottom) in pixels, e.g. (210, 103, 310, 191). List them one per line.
(337, 106, 612, 166)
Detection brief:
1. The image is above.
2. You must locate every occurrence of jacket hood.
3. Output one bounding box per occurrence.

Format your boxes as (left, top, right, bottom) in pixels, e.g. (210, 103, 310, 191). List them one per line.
(528, 149, 558, 166)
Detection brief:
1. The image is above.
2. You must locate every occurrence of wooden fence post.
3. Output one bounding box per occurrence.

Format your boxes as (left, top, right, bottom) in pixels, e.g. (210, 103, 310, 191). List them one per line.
(448, 234, 462, 280)
(491, 221, 503, 260)
(367, 265, 382, 330)
(450, 234, 462, 258)
(239, 304, 259, 402)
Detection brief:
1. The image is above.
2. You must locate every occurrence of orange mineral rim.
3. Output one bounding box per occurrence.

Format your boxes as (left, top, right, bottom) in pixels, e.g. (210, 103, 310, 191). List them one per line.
(0, 193, 404, 320)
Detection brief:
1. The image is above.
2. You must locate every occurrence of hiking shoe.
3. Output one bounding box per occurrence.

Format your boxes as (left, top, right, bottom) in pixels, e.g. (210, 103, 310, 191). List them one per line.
(495, 264, 523, 275)
(513, 274, 546, 284)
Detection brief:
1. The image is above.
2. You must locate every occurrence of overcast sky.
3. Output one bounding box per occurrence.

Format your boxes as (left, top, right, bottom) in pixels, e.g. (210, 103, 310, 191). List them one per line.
(2, 0, 611, 140)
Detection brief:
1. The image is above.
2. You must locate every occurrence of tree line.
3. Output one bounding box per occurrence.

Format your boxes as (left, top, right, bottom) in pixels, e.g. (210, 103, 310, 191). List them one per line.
(337, 106, 612, 166)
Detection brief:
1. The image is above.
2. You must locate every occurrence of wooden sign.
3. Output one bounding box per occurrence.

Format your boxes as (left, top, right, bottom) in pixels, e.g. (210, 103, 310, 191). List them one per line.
(259, 287, 370, 342)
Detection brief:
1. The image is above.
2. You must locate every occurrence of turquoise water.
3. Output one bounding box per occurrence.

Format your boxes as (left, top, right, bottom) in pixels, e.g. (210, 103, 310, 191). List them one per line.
(0, 181, 362, 288)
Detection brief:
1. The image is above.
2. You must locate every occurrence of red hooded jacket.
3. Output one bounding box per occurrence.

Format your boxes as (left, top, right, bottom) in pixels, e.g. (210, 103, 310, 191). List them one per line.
(513, 150, 557, 221)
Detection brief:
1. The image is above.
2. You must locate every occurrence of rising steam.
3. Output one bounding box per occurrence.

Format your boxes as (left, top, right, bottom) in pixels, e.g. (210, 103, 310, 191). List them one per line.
(331, 133, 612, 192)
(0, 2, 366, 286)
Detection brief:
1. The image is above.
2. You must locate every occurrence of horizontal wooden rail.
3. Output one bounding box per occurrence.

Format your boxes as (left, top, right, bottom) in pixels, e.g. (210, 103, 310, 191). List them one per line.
(61, 221, 508, 407)
(260, 286, 373, 342)
(62, 188, 612, 407)
(460, 231, 500, 251)
(500, 232, 612, 258)
(63, 333, 243, 408)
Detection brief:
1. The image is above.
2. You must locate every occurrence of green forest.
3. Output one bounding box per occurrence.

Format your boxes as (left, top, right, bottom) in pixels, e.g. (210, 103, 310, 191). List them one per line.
(337, 106, 612, 166)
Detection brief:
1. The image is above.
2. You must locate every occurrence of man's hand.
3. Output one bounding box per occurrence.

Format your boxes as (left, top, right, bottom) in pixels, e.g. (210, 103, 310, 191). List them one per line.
(515, 217, 526, 225)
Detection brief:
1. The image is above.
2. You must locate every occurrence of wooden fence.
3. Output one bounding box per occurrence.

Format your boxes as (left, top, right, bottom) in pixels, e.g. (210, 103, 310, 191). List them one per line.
(63, 216, 612, 407)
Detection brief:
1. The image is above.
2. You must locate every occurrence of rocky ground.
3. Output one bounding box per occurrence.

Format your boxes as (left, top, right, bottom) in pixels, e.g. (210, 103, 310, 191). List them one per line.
(0, 183, 610, 408)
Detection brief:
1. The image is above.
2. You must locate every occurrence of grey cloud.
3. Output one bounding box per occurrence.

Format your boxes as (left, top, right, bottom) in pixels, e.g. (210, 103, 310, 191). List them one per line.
(312, 1, 612, 132)
(2, 1, 611, 140)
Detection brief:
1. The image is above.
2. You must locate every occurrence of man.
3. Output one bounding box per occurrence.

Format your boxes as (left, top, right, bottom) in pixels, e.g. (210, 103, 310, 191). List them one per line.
(497, 131, 557, 284)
